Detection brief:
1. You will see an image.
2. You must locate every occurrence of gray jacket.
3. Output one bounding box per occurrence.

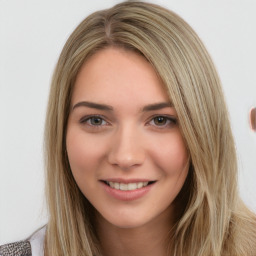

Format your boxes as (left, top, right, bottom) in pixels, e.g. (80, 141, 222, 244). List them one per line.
(0, 226, 45, 256)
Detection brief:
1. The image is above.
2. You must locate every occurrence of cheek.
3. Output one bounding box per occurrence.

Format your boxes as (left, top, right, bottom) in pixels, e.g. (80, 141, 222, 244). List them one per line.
(66, 128, 105, 179)
(150, 133, 189, 175)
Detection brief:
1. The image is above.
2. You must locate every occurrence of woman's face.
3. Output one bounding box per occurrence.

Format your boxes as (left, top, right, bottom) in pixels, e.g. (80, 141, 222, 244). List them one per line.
(66, 47, 189, 229)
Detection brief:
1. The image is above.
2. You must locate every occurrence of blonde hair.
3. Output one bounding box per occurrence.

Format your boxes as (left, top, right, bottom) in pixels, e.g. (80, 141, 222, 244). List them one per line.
(44, 1, 256, 255)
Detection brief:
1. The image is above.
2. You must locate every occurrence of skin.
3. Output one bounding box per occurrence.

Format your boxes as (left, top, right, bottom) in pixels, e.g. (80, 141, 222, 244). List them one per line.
(66, 47, 189, 256)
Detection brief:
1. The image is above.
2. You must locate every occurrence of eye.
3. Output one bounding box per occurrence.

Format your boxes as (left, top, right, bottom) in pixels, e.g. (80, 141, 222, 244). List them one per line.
(80, 115, 107, 126)
(148, 115, 177, 128)
(153, 116, 168, 126)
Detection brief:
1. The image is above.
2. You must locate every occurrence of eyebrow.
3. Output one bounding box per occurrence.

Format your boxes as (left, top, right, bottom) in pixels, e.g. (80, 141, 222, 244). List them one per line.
(72, 101, 113, 111)
(142, 102, 173, 111)
(72, 101, 173, 112)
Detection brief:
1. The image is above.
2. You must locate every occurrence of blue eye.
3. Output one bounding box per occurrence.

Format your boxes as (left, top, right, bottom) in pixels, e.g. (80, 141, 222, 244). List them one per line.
(149, 116, 177, 127)
(89, 117, 105, 126)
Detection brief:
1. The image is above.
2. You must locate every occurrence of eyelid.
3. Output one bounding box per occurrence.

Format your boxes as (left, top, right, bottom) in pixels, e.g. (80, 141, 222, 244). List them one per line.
(79, 114, 110, 126)
(147, 114, 177, 128)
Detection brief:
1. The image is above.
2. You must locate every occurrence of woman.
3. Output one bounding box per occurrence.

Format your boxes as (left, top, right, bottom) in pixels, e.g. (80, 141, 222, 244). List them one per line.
(1, 1, 256, 256)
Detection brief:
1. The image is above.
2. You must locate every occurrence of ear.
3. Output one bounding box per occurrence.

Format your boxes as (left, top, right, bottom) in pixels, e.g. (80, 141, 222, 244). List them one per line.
(249, 107, 256, 132)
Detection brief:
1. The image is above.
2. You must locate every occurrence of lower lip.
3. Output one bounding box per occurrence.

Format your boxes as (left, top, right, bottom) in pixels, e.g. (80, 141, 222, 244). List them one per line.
(101, 182, 155, 201)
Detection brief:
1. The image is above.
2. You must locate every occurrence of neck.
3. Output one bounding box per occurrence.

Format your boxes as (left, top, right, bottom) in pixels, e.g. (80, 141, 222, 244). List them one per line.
(95, 207, 174, 256)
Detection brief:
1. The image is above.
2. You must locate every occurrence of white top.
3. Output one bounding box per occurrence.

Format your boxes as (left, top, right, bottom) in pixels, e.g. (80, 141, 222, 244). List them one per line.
(29, 226, 46, 256)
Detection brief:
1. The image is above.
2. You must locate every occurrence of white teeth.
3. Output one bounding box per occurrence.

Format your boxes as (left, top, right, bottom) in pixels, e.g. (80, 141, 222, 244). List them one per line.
(114, 182, 120, 189)
(137, 182, 143, 188)
(128, 183, 137, 190)
(120, 183, 128, 190)
(107, 181, 150, 191)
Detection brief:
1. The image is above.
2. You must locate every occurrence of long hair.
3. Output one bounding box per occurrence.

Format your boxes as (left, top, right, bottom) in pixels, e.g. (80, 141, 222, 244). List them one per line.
(44, 1, 256, 255)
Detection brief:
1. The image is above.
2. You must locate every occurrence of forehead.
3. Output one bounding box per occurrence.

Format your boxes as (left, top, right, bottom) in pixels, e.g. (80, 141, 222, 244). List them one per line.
(72, 47, 170, 105)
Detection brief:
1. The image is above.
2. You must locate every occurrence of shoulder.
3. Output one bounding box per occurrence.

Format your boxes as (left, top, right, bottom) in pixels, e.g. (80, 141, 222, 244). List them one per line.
(0, 241, 31, 256)
(28, 226, 46, 256)
(0, 226, 46, 256)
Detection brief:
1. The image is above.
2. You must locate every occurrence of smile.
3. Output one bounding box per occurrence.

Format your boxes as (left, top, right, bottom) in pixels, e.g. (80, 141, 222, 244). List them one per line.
(105, 181, 149, 191)
(102, 180, 156, 191)
(101, 180, 157, 201)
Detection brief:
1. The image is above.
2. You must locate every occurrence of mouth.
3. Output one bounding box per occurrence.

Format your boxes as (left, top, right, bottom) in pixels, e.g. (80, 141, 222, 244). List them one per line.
(100, 180, 157, 191)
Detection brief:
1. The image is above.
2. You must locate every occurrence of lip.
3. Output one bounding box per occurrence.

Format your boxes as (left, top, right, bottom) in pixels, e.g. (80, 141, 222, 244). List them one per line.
(100, 179, 156, 201)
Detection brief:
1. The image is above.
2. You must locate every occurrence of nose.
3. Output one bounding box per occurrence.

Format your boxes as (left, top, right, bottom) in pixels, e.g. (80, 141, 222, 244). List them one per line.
(107, 126, 145, 170)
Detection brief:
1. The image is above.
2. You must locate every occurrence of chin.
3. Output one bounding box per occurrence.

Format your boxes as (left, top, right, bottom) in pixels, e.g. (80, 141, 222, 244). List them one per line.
(97, 211, 151, 230)
(109, 218, 147, 229)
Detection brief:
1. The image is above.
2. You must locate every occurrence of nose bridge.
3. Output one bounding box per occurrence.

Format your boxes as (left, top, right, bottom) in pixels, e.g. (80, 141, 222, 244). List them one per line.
(108, 123, 145, 169)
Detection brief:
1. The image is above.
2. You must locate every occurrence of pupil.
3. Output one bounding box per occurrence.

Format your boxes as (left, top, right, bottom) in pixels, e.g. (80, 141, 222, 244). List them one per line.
(91, 117, 102, 125)
(154, 116, 166, 125)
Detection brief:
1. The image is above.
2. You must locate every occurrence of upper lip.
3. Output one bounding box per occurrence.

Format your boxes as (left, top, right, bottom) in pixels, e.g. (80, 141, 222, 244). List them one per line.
(100, 178, 156, 184)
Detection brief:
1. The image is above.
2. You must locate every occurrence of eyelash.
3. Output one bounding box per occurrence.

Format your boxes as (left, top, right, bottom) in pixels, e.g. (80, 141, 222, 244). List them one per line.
(80, 115, 108, 127)
(147, 115, 177, 128)
(79, 115, 177, 129)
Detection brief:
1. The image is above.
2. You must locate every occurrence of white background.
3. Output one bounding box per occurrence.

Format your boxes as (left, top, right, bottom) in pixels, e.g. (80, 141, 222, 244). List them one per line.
(0, 0, 255, 244)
